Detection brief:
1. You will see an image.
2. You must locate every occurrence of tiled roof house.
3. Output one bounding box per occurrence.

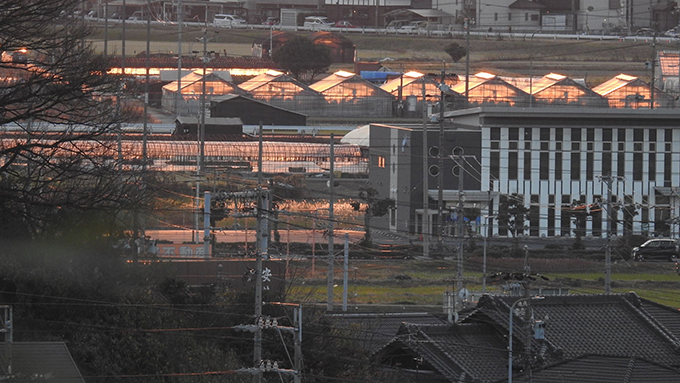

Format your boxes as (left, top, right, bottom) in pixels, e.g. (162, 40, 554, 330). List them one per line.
(375, 293, 680, 382)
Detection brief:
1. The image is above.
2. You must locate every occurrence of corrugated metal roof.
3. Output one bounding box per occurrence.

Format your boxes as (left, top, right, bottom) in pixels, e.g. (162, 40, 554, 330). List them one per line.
(0, 342, 85, 383)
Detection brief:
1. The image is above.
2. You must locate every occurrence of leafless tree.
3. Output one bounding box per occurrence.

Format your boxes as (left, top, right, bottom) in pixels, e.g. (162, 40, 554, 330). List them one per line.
(0, 0, 147, 244)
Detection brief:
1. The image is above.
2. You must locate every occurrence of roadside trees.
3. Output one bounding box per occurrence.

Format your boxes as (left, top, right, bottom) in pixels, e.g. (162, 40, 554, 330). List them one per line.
(350, 187, 394, 247)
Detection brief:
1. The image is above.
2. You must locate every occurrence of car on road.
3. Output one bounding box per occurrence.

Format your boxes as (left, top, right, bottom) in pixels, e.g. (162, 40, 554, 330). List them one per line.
(262, 17, 279, 25)
(664, 27, 680, 38)
(213, 14, 246, 28)
(386, 19, 410, 30)
(635, 28, 656, 37)
(632, 238, 679, 262)
(335, 20, 359, 28)
(303, 16, 333, 30)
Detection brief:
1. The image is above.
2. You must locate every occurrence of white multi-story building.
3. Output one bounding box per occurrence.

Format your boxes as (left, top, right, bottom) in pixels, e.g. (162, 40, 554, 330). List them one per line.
(368, 107, 680, 239)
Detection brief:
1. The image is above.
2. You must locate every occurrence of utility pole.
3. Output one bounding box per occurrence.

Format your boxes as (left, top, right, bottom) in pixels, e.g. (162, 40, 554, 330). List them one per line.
(327, 134, 335, 311)
(422, 78, 430, 257)
(342, 233, 349, 312)
(437, 69, 445, 251)
(175, 0, 183, 115)
(651, 32, 657, 109)
(203, 191, 211, 257)
(600, 175, 622, 293)
(455, 155, 464, 311)
(465, 18, 470, 108)
(198, 28, 212, 172)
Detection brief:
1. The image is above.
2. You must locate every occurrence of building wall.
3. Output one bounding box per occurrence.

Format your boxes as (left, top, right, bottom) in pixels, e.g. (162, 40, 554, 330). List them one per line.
(369, 123, 482, 235)
(477, 108, 680, 238)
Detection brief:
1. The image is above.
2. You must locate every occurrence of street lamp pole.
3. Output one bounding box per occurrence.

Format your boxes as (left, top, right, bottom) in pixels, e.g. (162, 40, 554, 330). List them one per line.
(508, 297, 530, 383)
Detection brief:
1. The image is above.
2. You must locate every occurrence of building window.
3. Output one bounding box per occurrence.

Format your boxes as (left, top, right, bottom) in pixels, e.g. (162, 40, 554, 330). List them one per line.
(494, 12, 498, 21)
(491, 151, 500, 181)
(524, 152, 531, 180)
(491, 127, 501, 140)
(531, 14, 538, 21)
(617, 152, 625, 177)
(525, 13, 528, 21)
(586, 152, 594, 180)
(648, 153, 656, 179)
(540, 152, 549, 180)
(555, 152, 562, 180)
(633, 153, 642, 180)
(508, 13, 512, 21)
(378, 155, 385, 168)
(509, 152, 518, 180)
(602, 152, 612, 176)
(530, 195, 539, 236)
(571, 152, 580, 180)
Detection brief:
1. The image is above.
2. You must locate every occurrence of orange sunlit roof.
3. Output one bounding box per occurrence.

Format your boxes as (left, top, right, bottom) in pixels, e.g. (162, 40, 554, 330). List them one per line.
(380, 71, 425, 93)
(310, 71, 358, 92)
(403, 71, 424, 79)
(658, 51, 679, 76)
(475, 72, 496, 80)
(545, 73, 566, 81)
(592, 74, 639, 96)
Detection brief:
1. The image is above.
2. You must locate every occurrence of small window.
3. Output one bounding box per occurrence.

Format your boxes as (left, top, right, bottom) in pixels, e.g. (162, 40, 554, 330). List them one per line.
(378, 155, 385, 168)
(494, 13, 498, 21)
(531, 14, 539, 21)
(508, 13, 512, 21)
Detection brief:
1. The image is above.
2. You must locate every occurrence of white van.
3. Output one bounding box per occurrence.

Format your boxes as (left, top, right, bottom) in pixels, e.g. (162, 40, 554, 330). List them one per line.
(303, 16, 333, 30)
(213, 14, 246, 28)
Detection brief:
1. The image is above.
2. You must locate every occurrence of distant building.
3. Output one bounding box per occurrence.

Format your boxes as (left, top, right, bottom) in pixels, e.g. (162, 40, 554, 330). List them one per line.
(366, 107, 680, 238)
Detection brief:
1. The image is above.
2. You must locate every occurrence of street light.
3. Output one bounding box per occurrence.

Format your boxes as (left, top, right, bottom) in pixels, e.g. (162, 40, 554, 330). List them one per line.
(508, 296, 542, 383)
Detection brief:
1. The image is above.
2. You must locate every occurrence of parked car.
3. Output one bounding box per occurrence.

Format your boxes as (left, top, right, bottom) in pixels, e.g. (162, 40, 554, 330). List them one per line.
(664, 27, 680, 38)
(262, 17, 279, 25)
(399, 20, 427, 32)
(213, 14, 246, 28)
(635, 28, 656, 37)
(303, 16, 333, 30)
(386, 19, 410, 30)
(632, 238, 679, 262)
(335, 20, 359, 28)
(128, 11, 144, 21)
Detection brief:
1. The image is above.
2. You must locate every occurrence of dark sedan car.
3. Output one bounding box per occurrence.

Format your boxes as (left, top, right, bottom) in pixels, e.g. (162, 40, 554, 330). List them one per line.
(632, 238, 679, 262)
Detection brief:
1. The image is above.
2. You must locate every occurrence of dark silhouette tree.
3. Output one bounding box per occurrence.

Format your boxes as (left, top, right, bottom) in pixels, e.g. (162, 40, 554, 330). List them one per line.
(271, 36, 332, 82)
(497, 193, 530, 254)
(0, 0, 146, 244)
(445, 42, 467, 63)
(350, 187, 394, 247)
